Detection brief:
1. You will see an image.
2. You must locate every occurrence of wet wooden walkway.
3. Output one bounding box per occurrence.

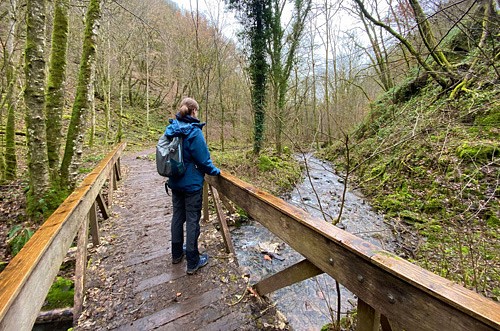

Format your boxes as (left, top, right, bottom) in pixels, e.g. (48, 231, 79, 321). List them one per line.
(75, 149, 286, 330)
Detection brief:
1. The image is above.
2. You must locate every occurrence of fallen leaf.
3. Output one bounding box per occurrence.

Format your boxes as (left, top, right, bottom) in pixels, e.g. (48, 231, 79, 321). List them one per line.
(248, 287, 258, 297)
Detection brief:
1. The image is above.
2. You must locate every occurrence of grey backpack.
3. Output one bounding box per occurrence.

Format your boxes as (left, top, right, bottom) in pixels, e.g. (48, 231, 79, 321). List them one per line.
(156, 135, 186, 177)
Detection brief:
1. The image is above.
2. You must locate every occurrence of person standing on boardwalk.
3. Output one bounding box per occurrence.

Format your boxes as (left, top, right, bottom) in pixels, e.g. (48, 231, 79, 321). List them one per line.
(164, 97, 220, 274)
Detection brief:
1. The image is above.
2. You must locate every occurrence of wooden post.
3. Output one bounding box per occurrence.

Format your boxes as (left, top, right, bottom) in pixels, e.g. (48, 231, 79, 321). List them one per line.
(114, 158, 122, 181)
(202, 181, 209, 222)
(108, 167, 114, 207)
(88, 201, 100, 246)
(209, 186, 236, 256)
(112, 164, 118, 190)
(73, 215, 90, 324)
(96, 192, 109, 219)
(357, 298, 380, 331)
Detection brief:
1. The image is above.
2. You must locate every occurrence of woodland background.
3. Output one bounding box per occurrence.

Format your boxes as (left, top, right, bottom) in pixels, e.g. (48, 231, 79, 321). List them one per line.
(0, 0, 499, 312)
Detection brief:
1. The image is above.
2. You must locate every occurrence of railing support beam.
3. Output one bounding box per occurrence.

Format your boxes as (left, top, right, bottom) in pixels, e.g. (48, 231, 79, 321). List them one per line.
(253, 259, 323, 296)
(357, 298, 380, 331)
(209, 186, 236, 257)
(73, 214, 90, 324)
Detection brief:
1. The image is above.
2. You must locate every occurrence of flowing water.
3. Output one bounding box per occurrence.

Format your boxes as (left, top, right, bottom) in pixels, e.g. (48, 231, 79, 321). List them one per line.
(232, 155, 396, 330)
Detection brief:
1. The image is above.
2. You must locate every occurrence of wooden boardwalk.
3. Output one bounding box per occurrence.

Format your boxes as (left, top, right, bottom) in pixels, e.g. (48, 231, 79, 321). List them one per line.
(75, 149, 286, 330)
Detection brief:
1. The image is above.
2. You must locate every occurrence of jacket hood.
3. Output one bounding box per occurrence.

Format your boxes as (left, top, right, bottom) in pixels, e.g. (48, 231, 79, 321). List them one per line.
(165, 117, 206, 137)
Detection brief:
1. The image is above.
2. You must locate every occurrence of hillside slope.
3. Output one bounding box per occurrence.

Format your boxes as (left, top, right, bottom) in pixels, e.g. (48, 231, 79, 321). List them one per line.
(322, 59, 499, 300)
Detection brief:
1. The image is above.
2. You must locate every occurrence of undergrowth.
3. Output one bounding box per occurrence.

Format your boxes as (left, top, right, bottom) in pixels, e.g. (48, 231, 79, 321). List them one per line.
(211, 144, 303, 196)
(320, 81, 500, 300)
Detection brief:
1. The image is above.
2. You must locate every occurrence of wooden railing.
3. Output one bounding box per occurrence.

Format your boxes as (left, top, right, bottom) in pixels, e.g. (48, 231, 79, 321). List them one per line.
(0, 142, 126, 331)
(206, 172, 500, 331)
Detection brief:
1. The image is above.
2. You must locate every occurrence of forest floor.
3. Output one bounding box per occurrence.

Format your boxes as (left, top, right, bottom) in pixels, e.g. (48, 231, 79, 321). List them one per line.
(75, 148, 289, 330)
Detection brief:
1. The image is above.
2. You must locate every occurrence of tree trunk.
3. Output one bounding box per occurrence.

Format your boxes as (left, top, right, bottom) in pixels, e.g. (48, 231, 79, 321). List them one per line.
(251, 0, 269, 155)
(45, 0, 69, 180)
(24, 0, 50, 218)
(408, 0, 453, 73)
(60, 0, 102, 187)
(353, 0, 450, 88)
(4, 0, 18, 180)
(268, 0, 311, 154)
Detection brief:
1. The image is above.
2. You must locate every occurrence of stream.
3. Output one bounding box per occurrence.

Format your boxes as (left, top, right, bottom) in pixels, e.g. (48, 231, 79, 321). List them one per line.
(231, 155, 396, 330)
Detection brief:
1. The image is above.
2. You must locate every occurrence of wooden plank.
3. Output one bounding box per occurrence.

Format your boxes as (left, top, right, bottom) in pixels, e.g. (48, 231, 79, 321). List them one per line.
(96, 192, 109, 219)
(73, 215, 90, 324)
(88, 201, 100, 246)
(206, 172, 500, 331)
(134, 268, 186, 293)
(0, 142, 126, 331)
(254, 259, 323, 296)
(122, 287, 225, 330)
(357, 298, 380, 331)
(209, 186, 236, 255)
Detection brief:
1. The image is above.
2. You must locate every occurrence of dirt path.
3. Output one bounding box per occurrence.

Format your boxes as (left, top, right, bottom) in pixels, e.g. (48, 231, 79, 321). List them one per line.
(75, 148, 288, 330)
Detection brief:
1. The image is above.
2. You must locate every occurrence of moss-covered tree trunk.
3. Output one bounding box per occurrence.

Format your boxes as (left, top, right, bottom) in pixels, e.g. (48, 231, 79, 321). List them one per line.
(407, 0, 453, 75)
(45, 0, 69, 182)
(60, 0, 101, 187)
(4, 0, 18, 180)
(250, 0, 270, 155)
(24, 0, 50, 217)
(268, 0, 311, 154)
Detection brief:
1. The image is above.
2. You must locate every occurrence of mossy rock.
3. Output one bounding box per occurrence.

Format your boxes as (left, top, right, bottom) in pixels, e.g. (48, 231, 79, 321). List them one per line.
(399, 210, 424, 223)
(42, 277, 74, 310)
(456, 142, 499, 162)
(475, 107, 500, 128)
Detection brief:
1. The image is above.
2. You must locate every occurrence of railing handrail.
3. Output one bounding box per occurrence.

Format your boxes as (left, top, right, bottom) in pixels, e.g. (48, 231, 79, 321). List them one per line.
(0, 142, 126, 331)
(206, 171, 500, 331)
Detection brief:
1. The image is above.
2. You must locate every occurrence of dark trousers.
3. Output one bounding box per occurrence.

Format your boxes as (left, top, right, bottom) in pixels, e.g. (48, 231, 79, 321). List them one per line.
(171, 188, 203, 269)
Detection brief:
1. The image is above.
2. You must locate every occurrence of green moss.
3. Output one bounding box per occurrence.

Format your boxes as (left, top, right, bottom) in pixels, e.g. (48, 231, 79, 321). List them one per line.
(457, 143, 499, 162)
(474, 106, 500, 128)
(43, 277, 74, 310)
(258, 155, 276, 171)
(486, 214, 499, 228)
(78, 167, 93, 174)
(423, 197, 443, 213)
(399, 210, 424, 223)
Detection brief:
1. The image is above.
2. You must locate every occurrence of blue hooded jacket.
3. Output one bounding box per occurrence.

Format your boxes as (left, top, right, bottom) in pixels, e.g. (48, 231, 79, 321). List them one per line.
(165, 114, 220, 192)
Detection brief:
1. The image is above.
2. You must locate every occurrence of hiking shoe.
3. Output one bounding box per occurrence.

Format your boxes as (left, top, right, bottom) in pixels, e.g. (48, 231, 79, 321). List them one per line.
(172, 252, 184, 264)
(186, 253, 209, 275)
(172, 244, 187, 264)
